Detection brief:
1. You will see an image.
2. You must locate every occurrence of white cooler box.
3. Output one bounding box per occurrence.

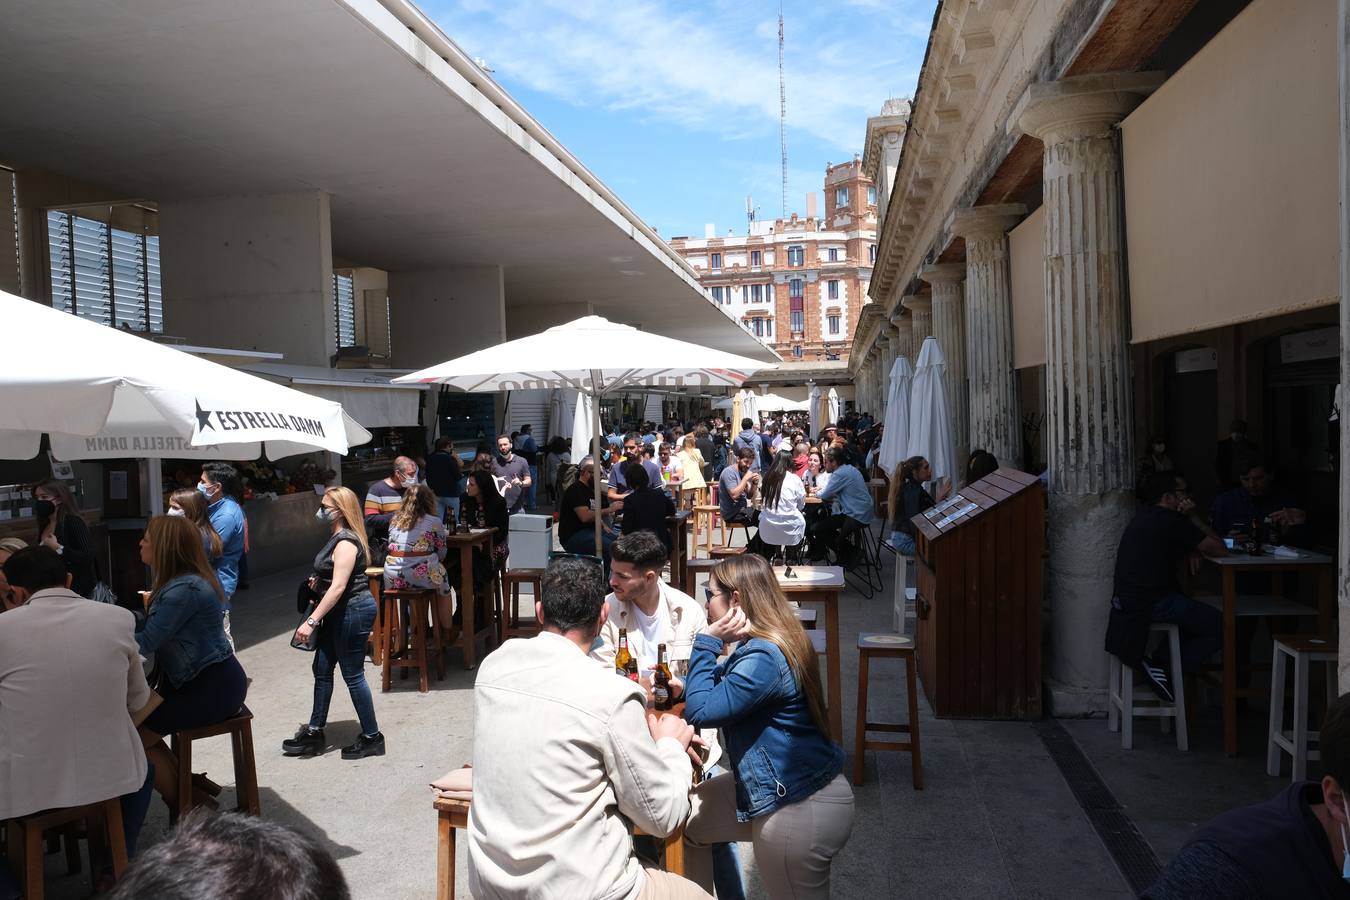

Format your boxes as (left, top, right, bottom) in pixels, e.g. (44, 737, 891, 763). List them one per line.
(508, 513, 554, 570)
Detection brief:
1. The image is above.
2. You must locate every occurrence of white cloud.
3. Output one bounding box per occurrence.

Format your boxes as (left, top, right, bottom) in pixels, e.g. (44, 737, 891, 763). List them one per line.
(430, 0, 932, 153)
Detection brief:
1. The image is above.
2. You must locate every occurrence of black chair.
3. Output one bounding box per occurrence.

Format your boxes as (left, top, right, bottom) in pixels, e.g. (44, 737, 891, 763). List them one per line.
(834, 517, 884, 598)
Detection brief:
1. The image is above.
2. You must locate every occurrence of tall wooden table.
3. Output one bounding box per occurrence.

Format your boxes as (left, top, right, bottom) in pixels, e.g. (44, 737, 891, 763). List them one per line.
(774, 565, 845, 742)
(445, 529, 495, 669)
(666, 509, 691, 590)
(1203, 548, 1334, 756)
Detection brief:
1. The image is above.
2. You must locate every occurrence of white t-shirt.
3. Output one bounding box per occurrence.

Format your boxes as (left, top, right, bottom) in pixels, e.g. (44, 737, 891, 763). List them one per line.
(631, 602, 669, 674)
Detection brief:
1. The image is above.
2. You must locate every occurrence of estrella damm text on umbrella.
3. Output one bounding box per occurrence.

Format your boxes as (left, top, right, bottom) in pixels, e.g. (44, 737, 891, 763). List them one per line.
(194, 400, 326, 438)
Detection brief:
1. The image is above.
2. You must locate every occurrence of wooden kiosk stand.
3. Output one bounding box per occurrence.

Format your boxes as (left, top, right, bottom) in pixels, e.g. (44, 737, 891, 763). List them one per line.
(912, 468, 1044, 720)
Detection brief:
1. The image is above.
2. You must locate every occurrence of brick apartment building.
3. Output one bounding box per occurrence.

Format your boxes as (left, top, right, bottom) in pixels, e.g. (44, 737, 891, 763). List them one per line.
(669, 159, 877, 362)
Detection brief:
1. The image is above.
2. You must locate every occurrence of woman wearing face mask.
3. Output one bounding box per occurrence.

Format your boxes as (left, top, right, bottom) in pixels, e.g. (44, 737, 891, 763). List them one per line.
(33, 479, 98, 598)
(284, 486, 383, 760)
(683, 553, 853, 898)
(136, 515, 247, 810)
(1139, 434, 1175, 479)
(168, 488, 223, 563)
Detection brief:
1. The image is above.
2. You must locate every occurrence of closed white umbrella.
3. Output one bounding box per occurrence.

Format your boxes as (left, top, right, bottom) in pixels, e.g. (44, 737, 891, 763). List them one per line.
(0, 290, 370, 461)
(905, 337, 957, 493)
(546, 388, 569, 444)
(807, 383, 821, 439)
(742, 391, 760, 424)
(876, 357, 914, 476)
(394, 315, 772, 553)
(570, 390, 599, 462)
(827, 387, 841, 425)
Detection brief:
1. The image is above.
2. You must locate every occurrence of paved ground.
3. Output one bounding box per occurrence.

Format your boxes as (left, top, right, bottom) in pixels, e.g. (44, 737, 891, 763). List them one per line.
(39, 517, 1299, 899)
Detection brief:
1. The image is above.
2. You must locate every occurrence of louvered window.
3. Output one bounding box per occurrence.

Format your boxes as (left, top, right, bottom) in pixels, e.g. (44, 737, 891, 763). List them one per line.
(47, 210, 162, 332)
(333, 272, 356, 348)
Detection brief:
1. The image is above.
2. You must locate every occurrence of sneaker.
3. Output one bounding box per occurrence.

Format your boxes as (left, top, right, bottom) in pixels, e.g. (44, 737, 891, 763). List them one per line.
(281, 725, 326, 757)
(1139, 657, 1175, 704)
(342, 732, 386, 760)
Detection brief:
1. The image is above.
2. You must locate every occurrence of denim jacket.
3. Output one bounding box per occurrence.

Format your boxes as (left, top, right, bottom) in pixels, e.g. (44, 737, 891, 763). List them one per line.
(136, 574, 233, 689)
(683, 633, 843, 821)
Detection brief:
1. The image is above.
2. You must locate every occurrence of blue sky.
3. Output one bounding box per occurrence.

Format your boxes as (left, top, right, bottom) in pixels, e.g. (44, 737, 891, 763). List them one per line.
(422, 0, 937, 239)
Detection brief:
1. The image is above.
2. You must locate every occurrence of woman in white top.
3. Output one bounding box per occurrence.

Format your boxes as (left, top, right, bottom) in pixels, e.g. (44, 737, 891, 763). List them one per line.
(755, 450, 806, 559)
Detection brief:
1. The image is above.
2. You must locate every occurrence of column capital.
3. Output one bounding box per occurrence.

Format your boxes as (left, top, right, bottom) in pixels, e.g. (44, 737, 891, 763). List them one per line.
(901, 293, 932, 314)
(948, 203, 1027, 241)
(919, 263, 965, 287)
(889, 313, 908, 330)
(1011, 72, 1164, 145)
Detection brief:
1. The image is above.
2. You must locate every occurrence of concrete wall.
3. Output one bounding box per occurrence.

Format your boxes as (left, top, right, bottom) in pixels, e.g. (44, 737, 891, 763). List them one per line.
(160, 191, 335, 366)
(506, 300, 592, 340)
(1009, 204, 1047, 369)
(1122, 0, 1340, 343)
(388, 265, 505, 369)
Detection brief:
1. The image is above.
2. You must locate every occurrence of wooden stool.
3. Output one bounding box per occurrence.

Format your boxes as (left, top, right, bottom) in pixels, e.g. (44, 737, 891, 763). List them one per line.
(366, 566, 386, 666)
(794, 607, 818, 630)
(435, 795, 471, 900)
(684, 557, 720, 596)
(693, 505, 720, 557)
(720, 519, 751, 549)
(709, 546, 745, 559)
(1108, 623, 1187, 751)
(680, 485, 707, 511)
(1268, 634, 1338, 781)
(382, 590, 445, 693)
(171, 705, 261, 821)
(5, 798, 127, 900)
(499, 568, 545, 642)
(852, 633, 923, 789)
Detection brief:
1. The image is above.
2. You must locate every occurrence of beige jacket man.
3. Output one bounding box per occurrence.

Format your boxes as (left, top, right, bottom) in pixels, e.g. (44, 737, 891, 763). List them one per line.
(468, 631, 695, 900)
(0, 587, 151, 819)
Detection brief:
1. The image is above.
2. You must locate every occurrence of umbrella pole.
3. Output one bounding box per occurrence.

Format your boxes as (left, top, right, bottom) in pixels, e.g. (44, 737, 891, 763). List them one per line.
(592, 389, 603, 558)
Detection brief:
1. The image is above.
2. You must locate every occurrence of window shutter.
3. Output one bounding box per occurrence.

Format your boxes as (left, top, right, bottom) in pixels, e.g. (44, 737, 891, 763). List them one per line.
(71, 215, 112, 326)
(47, 211, 74, 314)
(110, 226, 146, 330)
(333, 272, 356, 348)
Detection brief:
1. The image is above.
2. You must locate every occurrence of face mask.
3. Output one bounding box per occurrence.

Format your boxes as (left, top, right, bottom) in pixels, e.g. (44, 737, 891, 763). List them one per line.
(198, 483, 214, 500)
(316, 507, 338, 523)
(33, 499, 56, 518)
(1152, 443, 1165, 454)
(166, 507, 186, 518)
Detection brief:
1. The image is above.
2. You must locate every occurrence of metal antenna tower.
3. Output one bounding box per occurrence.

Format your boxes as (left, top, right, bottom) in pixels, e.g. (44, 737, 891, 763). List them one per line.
(778, 1, 788, 219)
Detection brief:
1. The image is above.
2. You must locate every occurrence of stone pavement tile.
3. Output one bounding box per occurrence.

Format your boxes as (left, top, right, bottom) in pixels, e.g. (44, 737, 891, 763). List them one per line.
(991, 809, 1129, 895)
(882, 837, 1015, 899)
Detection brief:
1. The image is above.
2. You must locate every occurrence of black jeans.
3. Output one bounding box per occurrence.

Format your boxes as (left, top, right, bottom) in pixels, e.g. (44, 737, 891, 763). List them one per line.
(309, 593, 379, 736)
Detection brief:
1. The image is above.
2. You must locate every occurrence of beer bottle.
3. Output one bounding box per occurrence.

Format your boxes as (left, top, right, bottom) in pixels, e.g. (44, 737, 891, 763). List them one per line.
(653, 643, 673, 710)
(615, 629, 639, 682)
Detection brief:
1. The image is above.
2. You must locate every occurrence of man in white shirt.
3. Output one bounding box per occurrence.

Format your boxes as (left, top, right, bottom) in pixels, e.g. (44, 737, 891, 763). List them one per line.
(468, 556, 709, 900)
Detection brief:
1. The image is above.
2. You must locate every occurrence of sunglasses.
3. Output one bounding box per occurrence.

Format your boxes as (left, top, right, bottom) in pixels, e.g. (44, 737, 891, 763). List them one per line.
(703, 585, 724, 602)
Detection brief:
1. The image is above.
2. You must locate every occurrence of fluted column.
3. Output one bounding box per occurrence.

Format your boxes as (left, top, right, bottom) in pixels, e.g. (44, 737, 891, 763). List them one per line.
(950, 204, 1026, 468)
(891, 314, 913, 363)
(901, 293, 932, 344)
(881, 325, 901, 410)
(868, 346, 884, 415)
(920, 263, 969, 477)
(1013, 71, 1161, 713)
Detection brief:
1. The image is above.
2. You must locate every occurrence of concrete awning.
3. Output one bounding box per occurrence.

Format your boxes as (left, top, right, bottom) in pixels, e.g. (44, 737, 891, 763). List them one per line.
(0, 0, 775, 362)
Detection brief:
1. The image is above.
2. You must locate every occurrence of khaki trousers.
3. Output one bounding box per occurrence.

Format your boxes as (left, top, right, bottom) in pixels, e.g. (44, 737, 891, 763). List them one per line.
(684, 772, 854, 899)
(636, 864, 713, 899)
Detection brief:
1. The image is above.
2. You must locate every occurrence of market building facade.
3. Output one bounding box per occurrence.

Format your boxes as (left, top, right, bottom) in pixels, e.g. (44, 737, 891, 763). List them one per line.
(853, 0, 1343, 711)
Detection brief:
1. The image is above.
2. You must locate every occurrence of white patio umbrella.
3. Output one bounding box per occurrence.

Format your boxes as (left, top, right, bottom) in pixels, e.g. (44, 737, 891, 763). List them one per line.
(711, 395, 734, 411)
(546, 388, 569, 444)
(394, 316, 771, 553)
(905, 337, 957, 493)
(876, 356, 914, 476)
(0, 290, 371, 461)
(807, 383, 821, 439)
(570, 390, 598, 462)
(827, 387, 841, 425)
(742, 391, 760, 424)
(754, 391, 810, 412)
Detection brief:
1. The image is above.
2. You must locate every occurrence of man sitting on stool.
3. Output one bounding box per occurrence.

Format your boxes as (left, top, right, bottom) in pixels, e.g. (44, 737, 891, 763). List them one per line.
(808, 447, 873, 564)
(717, 446, 761, 538)
(1105, 472, 1227, 702)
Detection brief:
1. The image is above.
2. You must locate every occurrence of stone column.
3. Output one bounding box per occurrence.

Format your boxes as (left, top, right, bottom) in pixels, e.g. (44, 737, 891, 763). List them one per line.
(920, 264, 969, 476)
(1013, 72, 1162, 713)
(854, 354, 871, 415)
(870, 346, 885, 415)
(902, 294, 932, 344)
(881, 324, 901, 409)
(891, 314, 913, 364)
(950, 204, 1026, 468)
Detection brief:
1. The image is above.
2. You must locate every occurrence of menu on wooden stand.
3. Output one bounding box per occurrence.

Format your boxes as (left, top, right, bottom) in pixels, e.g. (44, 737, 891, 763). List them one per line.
(911, 468, 1045, 720)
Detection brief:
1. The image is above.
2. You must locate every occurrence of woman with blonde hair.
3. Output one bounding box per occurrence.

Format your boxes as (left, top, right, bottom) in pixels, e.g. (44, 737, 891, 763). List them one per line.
(168, 487, 223, 561)
(683, 552, 853, 898)
(136, 515, 246, 809)
(675, 432, 707, 507)
(384, 483, 451, 639)
(283, 486, 384, 760)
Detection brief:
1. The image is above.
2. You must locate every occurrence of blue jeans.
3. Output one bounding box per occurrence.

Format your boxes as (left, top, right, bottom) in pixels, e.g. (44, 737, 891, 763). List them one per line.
(310, 593, 380, 736)
(437, 495, 460, 524)
(888, 531, 916, 554)
(1152, 592, 1223, 672)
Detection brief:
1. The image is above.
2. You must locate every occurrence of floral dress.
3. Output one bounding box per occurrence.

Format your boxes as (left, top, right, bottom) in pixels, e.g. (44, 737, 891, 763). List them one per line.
(384, 514, 450, 595)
